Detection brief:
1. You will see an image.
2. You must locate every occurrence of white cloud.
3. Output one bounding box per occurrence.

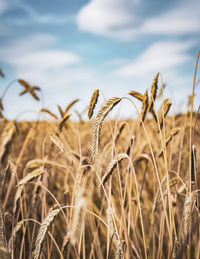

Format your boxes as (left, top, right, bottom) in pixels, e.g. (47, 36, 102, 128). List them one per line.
(0, 33, 96, 119)
(0, 34, 89, 89)
(77, 0, 139, 40)
(115, 41, 195, 77)
(5, 50, 80, 71)
(141, 1, 200, 35)
(109, 40, 196, 114)
(77, 0, 200, 40)
(1, 34, 57, 55)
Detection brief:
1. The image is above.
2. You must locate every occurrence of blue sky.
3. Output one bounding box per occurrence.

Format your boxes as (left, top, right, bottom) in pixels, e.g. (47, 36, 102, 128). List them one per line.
(0, 0, 200, 120)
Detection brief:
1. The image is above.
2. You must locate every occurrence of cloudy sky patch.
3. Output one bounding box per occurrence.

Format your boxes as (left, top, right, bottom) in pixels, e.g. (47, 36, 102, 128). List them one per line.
(0, 0, 199, 120)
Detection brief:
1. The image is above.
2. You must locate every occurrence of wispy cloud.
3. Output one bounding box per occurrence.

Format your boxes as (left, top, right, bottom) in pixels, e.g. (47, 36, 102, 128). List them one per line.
(115, 41, 195, 77)
(0, 33, 95, 119)
(0, 34, 90, 88)
(77, 0, 200, 40)
(141, 0, 200, 35)
(14, 1, 73, 25)
(0, 0, 73, 25)
(113, 40, 196, 113)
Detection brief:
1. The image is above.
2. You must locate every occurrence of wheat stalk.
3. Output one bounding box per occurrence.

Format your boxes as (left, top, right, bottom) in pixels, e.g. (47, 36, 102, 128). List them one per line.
(0, 200, 6, 248)
(152, 176, 178, 213)
(70, 197, 86, 246)
(126, 136, 135, 156)
(158, 127, 181, 157)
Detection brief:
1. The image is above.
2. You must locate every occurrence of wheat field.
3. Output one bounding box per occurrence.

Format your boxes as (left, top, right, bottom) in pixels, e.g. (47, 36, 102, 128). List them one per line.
(0, 51, 199, 259)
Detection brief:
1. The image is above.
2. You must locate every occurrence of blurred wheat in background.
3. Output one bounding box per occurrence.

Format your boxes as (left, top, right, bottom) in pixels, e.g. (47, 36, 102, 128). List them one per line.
(0, 49, 199, 259)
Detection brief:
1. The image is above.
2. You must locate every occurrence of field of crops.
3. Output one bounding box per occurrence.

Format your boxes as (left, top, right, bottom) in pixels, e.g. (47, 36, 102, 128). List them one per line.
(0, 66, 200, 259)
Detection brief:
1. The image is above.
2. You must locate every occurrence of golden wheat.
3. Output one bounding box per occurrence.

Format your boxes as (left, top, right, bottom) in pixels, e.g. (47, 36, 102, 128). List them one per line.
(64, 99, 79, 115)
(159, 99, 172, 129)
(129, 91, 144, 102)
(40, 108, 58, 120)
(114, 240, 127, 259)
(148, 73, 159, 112)
(101, 153, 128, 186)
(141, 90, 148, 122)
(88, 89, 99, 119)
(92, 97, 122, 161)
(59, 113, 71, 131)
(158, 127, 181, 157)
(32, 208, 60, 259)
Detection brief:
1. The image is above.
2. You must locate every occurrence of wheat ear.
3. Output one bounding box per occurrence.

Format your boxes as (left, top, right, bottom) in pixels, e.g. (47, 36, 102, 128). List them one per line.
(0, 200, 6, 247)
(64, 99, 79, 114)
(17, 167, 43, 186)
(0, 99, 4, 111)
(0, 122, 15, 166)
(159, 99, 172, 129)
(158, 128, 181, 157)
(114, 122, 126, 144)
(101, 153, 128, 186)
(32, 208, 60, 259)
(180, 191, 198, 249)
(57, 105, 64, 117)
(49, 133, 74, 163)
(40, 108, 58, 120)
(0, 241, 10, 259)
(59, 113, 71, 131)
(92, 97, 122, 161)
(129, 91, 144, 102)
(88, 89, 99, 119)
(114, 240, 127, 259)
(148, 73, 159, 112)
(141, 90, 148, 123)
